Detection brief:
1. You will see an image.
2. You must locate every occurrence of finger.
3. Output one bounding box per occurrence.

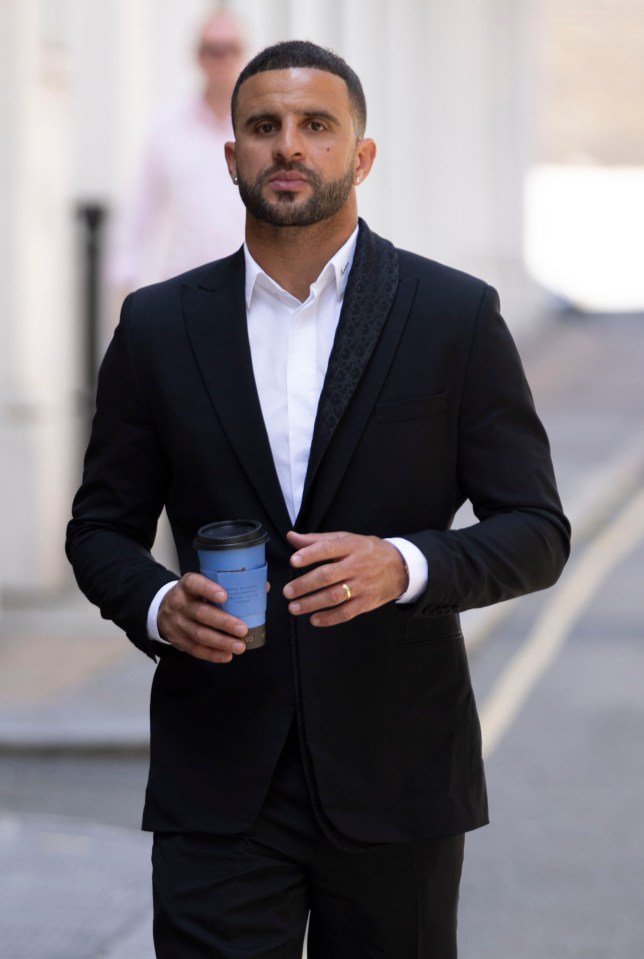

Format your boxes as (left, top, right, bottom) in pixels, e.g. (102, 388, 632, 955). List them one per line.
(182, 571, 228, 605)
(309, 600, 359, 628)
(287, 579, 354, 616)
(160, 582, 249, 655)
(170, 603, 249, 648)
(164, 580, 245, 636)
(169, 627, 242, 664)
(289, 533, 352, 570)
(190, 620, 249, 653)
(287, 530, 347, 545)
(190, 599, 250, 639)
(170, 613, 249, 658)
(177, 574, 254, 637)
(162, 602, 247, 654)
(283, 558, 351, 601)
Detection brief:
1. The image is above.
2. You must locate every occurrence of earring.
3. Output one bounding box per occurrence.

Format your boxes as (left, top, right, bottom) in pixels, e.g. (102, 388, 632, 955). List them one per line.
(232, 174, 239, 184)
(355, 175, 362, 184)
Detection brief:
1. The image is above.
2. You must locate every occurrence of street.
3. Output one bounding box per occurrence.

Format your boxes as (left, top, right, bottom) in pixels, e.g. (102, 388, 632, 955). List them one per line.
(460, 486, 644, 957)
(1, 312, 643, 957)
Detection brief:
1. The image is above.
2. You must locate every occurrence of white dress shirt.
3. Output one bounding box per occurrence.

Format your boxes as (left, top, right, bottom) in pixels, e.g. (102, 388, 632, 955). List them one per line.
(147, 227, 428, 640)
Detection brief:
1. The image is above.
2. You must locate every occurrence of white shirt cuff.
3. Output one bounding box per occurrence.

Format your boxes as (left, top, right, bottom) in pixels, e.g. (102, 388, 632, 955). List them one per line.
(147, 581, 178, 642)
(385, 537, 429, 604)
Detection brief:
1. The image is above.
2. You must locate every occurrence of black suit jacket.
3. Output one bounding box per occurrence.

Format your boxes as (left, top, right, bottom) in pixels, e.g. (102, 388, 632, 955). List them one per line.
(66, 221, 570, 842)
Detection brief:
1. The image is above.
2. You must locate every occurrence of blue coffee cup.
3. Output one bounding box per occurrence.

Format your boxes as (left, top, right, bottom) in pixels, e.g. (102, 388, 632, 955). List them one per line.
(194, 520, 269, 649)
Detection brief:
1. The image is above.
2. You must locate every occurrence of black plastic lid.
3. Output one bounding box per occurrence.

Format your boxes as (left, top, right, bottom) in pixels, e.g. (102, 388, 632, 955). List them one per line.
(193, 519, 268, 551)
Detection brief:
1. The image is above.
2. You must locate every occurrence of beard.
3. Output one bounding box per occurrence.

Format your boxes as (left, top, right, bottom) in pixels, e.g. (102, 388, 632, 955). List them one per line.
(237, 161, 355, 227)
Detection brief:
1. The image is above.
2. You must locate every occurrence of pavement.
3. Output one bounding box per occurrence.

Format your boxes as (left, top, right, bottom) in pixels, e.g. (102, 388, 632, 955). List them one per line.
(1, 310, 643, 958)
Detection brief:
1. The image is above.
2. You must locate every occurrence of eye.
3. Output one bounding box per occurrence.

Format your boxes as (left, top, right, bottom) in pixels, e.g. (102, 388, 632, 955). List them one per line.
(308, 120, 326, 132)
(255, 122, 275, 135)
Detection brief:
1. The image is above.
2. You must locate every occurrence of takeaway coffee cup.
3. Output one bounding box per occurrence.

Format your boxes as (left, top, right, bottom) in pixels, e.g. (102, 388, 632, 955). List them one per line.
(194, 520, 269, 649)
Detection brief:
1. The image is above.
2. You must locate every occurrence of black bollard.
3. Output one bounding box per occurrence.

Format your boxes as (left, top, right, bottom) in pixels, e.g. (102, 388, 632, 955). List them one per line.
(76, 202, 107, 427)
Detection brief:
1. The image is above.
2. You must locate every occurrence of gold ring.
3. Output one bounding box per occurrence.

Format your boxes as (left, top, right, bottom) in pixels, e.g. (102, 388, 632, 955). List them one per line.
(341, 583, 352, 602)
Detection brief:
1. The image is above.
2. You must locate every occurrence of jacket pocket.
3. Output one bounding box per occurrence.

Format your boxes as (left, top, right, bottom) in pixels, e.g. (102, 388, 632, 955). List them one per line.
(398, 613, 462, 647)
(375, 391, 447, 424)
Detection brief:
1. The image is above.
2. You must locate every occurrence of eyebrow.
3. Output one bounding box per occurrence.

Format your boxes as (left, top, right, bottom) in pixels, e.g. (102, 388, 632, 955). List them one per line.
(243, 109, 340, 129)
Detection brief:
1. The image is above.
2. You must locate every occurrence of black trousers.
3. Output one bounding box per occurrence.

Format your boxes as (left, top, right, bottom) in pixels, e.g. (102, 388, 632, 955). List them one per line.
(152, 726, 465, 959)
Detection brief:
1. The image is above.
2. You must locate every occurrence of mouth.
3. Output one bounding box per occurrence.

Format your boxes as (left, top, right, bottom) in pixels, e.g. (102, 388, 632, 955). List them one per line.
(268, 170, 309, 192)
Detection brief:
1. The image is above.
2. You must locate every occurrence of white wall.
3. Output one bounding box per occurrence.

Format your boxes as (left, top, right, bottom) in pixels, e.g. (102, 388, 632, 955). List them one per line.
(1, 0, 79, 596)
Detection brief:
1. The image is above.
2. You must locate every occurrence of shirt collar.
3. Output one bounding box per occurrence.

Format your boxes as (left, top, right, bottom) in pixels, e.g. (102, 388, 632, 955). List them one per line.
(244, 225, 359, 310)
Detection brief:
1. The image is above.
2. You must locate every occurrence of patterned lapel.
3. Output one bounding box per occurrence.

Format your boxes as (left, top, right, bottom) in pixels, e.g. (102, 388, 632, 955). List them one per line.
(301, 219, 400, 504)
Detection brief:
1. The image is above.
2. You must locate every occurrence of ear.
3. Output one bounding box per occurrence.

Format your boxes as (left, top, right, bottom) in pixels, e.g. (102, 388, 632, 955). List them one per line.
(353, 138, 377, 186)
(224, 141, 237, 181)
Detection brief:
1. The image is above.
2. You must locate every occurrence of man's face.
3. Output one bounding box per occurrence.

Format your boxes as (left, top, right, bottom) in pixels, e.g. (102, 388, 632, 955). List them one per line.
(197, 15, 245, 92)
(226, 68, 364, 228)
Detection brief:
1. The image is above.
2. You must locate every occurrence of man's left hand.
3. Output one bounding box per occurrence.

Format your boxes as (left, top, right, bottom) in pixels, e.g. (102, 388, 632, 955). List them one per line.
(283, 530, 409, 627)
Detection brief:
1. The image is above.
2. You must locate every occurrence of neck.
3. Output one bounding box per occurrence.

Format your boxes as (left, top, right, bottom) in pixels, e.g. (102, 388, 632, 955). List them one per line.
(203, 87, 231, 123)
(245, 207, 359, 301)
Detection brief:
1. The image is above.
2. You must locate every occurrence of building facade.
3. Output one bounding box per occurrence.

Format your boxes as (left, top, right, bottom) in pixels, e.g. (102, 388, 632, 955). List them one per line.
(1, 0, 640, 596)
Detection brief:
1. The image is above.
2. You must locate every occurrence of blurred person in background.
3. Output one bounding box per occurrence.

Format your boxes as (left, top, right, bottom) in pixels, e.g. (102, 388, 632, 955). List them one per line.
(108, 5, 248, 295)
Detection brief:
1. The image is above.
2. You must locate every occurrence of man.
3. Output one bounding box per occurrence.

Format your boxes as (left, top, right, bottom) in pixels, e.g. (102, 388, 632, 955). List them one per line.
(108, 6, 248, 292)
(67, 40, 570, 959)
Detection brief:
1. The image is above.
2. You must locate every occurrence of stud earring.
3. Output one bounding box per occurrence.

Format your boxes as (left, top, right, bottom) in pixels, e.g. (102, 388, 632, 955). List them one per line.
(232, 174, 239, 184)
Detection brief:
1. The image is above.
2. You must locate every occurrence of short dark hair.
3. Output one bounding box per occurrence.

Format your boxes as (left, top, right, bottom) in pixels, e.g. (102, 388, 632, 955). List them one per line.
(231, 40, 367, 138)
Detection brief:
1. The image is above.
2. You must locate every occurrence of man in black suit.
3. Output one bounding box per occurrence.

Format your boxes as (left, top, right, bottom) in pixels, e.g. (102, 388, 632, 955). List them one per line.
(67, 40, 570, 959)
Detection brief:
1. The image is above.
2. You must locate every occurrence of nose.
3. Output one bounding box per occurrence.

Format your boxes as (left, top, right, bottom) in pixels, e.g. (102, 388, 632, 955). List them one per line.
(272, 120, 304, 163)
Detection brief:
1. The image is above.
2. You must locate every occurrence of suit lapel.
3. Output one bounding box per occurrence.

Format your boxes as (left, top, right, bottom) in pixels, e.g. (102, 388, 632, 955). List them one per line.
(182, 253, 292, 538)
(304, 221, 398, 485)
(299, 221, 418, 530)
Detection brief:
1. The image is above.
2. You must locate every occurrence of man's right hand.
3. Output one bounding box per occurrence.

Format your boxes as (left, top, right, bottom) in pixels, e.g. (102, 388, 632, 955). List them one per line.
(158, 573, 250, 663)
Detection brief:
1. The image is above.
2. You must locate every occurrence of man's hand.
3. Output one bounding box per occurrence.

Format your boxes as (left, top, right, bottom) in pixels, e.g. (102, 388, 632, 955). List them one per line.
(283, 530, 409, 627)
(158, 573, 251, 663)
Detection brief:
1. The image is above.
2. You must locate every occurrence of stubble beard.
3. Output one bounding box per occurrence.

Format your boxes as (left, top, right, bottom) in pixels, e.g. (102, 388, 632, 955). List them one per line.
(237, 162, 355, 227)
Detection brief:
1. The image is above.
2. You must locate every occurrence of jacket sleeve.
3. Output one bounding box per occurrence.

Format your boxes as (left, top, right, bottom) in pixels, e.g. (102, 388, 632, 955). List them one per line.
(406, 285, 571, 614)
(65, 294, 178, 657)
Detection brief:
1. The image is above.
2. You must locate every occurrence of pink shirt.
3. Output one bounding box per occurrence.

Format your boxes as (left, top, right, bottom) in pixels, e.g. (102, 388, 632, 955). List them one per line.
(108, 96, 246, 290)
